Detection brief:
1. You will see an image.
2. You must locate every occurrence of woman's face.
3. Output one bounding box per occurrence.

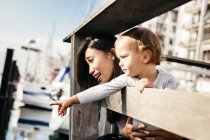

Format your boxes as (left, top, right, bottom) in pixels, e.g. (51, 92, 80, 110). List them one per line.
(85, 48, 114, 84)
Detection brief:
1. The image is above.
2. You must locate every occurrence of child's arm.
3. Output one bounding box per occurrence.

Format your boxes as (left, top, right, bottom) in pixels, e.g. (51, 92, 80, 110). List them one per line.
(77, 74, 135, 104)
(50, 74, 135, 116)
(137, 78, 157, 93)
(137, 71, 177, 92)
(164, 77, 177, 90)
(50, 95, 79, 116)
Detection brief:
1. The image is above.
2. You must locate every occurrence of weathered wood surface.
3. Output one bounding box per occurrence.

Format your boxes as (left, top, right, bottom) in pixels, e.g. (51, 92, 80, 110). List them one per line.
(70, 34, 99, 140)
(100, 88, 210, 140)
(66, 1, 195, 139)
(64, 0, 191, 42)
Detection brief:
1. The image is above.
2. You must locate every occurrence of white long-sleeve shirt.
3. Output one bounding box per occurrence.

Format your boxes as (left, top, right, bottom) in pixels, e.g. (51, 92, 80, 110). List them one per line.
(77, 67, 177, 131)
(77, 68, 177, 104)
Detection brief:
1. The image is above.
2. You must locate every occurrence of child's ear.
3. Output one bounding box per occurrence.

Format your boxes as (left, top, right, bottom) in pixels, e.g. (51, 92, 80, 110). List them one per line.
(107, 48, 116, 59)
(142, 50, 152, 64)
(110, 48, 116, 55)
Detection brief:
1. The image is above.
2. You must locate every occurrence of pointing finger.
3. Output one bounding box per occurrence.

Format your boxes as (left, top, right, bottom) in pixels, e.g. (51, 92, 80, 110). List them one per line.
(49, 101, 62, 106)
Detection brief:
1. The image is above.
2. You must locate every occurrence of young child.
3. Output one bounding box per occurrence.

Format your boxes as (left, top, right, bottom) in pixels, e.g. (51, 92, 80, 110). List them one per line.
(50, 26, 176, 118)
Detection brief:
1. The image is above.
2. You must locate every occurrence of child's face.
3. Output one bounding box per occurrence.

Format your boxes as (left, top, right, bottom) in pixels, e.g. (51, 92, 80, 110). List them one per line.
(115, 36, 143, 77)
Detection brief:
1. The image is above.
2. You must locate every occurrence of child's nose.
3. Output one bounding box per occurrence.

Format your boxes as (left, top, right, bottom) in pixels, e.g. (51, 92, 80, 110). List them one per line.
(119, 60, 123, 67)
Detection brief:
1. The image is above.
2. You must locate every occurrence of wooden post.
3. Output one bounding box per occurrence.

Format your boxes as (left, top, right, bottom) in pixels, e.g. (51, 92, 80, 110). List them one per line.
(69, 34, 99, 140)
(0, 49, 14, 140)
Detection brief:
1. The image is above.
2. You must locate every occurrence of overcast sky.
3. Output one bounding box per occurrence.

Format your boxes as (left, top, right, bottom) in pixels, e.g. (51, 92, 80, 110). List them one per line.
(0, 0, 105, 75)
(0, 0, 104, 48)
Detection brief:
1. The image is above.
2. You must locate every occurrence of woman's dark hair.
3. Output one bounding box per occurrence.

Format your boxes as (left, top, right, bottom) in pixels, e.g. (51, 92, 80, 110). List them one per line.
(75, 35, 122, 123)
(76, 36, 121, 89)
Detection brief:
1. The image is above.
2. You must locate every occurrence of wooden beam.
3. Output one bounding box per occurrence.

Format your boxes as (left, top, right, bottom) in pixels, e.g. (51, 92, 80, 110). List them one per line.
(100, 88, 210, 140)
(70, 34, 99, 140)
(64, 0, 191, 42)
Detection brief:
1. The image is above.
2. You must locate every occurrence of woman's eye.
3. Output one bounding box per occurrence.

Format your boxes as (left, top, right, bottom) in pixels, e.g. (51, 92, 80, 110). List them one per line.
(88, 59, 93, 63)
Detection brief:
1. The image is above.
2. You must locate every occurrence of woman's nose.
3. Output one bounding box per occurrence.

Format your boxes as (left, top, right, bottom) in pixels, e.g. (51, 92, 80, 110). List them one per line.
(89, 67, 94, 75)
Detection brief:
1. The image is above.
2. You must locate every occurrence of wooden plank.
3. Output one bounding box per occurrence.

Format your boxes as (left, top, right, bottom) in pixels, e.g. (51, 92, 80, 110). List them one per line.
(63, 0, 191, 42)
(100, 88, 210, 140)
(70, 34, 99, 140)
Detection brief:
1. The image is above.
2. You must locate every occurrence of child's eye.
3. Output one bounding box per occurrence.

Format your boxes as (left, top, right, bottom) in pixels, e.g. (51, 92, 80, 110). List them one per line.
(121, 55, 128, 58)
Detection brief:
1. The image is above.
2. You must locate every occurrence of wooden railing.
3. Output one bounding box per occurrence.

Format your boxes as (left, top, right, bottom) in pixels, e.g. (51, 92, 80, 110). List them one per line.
(68, 35, 210, 140)
(64, 0, 195, 140)
(99, 88, 210, 140)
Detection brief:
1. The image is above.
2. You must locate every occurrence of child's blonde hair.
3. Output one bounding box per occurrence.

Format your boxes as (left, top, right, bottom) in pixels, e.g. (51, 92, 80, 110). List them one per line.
(121, 26, 163, 65)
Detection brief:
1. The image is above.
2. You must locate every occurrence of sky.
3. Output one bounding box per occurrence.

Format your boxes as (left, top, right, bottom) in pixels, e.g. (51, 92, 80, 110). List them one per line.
(0, 0, 105, 76)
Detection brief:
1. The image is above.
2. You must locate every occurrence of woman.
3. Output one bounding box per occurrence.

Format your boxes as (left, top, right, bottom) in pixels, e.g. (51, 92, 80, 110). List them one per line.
(75, 36, 182, 140)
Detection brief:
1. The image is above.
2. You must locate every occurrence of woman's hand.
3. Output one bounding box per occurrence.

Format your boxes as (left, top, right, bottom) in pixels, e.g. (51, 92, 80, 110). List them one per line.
(137, 78, 157, 93)
(143, 129, 183, 140)
(122, 117, 149, 140)
(122, 117, 182, 140)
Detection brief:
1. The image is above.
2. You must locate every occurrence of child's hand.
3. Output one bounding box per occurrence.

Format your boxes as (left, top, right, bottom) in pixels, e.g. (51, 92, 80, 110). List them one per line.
(137, 78, 156, 93)
(49, 95, 80, 116)
(50, 99, 72, 116)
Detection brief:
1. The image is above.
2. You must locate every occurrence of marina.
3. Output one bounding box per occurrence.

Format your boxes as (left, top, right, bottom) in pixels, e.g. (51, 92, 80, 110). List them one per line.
(1, 0, 210, 140)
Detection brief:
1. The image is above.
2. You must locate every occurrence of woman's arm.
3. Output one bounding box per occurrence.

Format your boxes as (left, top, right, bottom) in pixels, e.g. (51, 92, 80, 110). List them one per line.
(122, 118, 182, 140)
